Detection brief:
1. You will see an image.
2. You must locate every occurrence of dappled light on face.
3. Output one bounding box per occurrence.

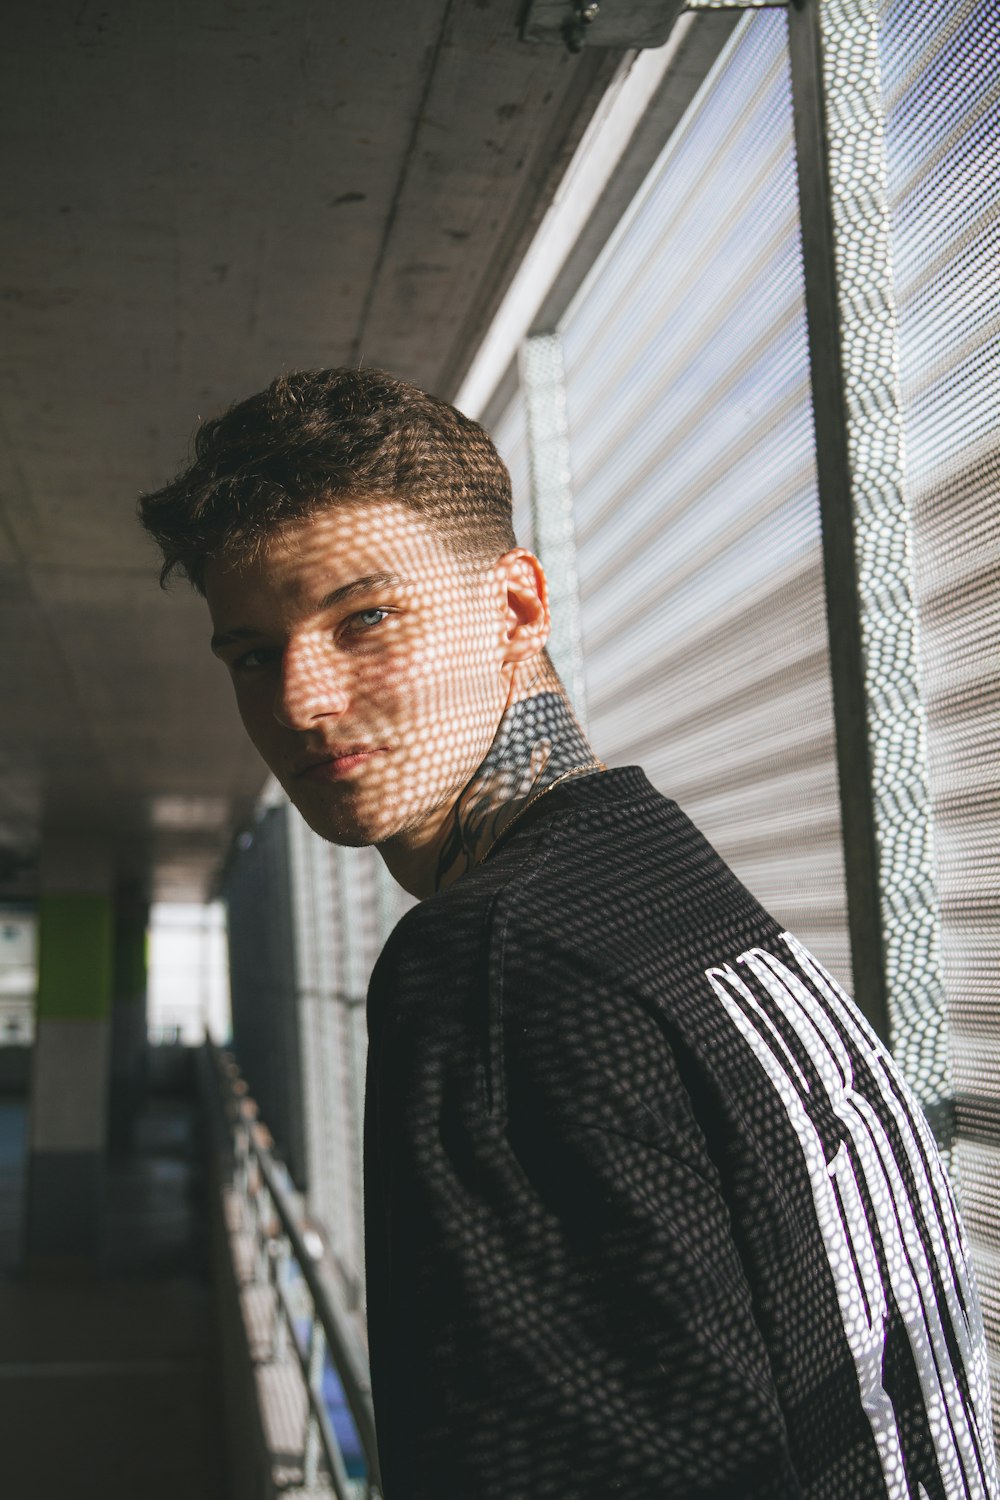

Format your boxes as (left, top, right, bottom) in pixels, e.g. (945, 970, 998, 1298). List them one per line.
(205, 500, 527, 856)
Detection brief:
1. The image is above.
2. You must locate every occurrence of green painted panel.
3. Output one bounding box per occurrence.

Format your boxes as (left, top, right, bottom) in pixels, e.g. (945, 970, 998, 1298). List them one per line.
(37, 894, 114, 1021)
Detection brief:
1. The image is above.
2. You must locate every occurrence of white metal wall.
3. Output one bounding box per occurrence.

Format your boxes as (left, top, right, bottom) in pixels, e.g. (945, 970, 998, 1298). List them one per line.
(491, 382, 534, 550)
(557, 12, 852, 986)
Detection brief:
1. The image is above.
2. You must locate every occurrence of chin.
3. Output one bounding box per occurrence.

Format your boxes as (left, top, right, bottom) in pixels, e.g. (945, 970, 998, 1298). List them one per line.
(285, 787, 400, 849)
(285, 761, 466, 852)
(324, 830, 376, 850)
(294, 803, 383, 848)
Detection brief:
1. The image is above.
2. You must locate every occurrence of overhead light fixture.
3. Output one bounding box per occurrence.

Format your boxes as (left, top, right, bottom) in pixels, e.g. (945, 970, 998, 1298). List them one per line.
(521, 0, 688, 51)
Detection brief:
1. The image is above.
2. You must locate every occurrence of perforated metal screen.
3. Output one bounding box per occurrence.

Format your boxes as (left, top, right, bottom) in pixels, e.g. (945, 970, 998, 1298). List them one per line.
(877, 0, 1000, 1396)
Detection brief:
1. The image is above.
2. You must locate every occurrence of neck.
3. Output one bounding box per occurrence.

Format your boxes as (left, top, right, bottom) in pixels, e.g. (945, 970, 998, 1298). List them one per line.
(433, 686, 599, 889)
(379, 678, 601, 898)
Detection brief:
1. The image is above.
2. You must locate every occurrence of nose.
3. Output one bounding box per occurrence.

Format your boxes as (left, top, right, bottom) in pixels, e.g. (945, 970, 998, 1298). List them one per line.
(273, 635, 350, 729)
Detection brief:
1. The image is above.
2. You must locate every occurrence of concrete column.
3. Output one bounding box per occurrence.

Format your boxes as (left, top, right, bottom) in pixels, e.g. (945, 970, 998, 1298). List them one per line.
(25, 843, 113, 1272)
(109, 890, 149, 1156)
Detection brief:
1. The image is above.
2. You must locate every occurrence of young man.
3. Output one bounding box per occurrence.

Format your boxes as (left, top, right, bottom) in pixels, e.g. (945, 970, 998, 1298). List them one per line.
(140, 367, 997, 1499)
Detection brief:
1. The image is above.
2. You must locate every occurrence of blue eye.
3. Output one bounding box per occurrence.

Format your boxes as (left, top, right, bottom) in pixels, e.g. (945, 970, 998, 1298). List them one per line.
(350, 607, 390, 632)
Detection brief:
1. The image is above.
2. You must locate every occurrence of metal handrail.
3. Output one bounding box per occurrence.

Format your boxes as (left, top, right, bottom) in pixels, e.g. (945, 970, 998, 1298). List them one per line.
(207, 1041, 382, 1498)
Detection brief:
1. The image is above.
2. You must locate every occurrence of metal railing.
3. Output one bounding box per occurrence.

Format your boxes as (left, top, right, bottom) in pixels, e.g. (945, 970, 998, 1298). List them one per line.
(208, 1042, 382, 1499)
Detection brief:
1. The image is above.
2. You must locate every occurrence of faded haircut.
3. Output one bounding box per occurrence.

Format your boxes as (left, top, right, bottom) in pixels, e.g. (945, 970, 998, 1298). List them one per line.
(137, 367, 517, 592)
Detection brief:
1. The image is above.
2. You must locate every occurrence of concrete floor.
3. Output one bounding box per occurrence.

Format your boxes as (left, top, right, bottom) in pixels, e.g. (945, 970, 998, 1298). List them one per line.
(0, 1052, 229, 1500)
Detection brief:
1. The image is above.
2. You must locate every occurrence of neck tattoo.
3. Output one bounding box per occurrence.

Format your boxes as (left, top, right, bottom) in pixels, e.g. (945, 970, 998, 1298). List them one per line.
(434, 690, 604, 891)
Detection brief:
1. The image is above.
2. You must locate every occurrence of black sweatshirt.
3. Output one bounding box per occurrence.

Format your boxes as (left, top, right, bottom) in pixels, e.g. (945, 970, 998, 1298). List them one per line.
(363, 767, 996, 1499)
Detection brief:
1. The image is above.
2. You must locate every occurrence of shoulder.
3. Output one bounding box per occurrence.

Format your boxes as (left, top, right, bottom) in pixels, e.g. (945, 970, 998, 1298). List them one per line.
(485, 767, 772, 989)
(371, 766, 775, 1000)
(367, 768, 783, 1077)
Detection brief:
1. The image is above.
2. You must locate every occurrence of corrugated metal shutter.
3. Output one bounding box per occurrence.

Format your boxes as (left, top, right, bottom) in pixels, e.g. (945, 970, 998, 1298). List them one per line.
(286, 811, 414, 1310)
(877, 0, 1000, 1398)
(559, 11, 851, 985)
(285, 812, 358, 1298)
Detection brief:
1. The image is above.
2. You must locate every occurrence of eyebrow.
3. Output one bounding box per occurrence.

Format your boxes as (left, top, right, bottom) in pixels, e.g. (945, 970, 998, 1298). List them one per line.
(210, 570, 408, 653)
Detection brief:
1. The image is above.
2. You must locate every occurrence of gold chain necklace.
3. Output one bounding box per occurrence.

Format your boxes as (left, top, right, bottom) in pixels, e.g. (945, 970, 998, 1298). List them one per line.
(481, 761, 606, 863)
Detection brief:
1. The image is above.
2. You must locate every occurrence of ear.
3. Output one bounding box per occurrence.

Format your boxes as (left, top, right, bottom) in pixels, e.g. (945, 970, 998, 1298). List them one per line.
(495, 549, 550, 664)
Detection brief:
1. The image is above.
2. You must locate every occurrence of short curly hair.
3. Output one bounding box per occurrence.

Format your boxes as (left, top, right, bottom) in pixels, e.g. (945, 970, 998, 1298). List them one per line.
(137, 367, 517, 591)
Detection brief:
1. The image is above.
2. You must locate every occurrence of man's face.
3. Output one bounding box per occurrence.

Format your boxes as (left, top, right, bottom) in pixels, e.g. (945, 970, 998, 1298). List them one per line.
(206, 499, 511, 850)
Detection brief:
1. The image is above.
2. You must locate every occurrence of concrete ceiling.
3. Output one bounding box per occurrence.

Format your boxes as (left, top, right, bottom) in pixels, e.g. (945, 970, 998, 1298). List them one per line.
(0, 0, 626, 901)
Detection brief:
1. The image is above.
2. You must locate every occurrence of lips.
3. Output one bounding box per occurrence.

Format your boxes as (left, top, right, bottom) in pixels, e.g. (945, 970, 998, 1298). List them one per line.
(295, 746, 387, 780)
